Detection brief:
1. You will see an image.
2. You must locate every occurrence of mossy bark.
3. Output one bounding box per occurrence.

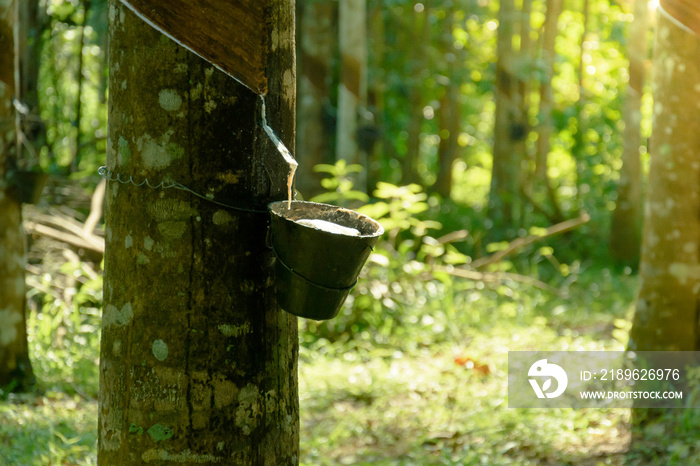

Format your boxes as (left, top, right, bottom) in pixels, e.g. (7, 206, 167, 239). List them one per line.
(98, 1, 298, 463)
(629, 13, 700, 351)
(0, 0, 34, 392)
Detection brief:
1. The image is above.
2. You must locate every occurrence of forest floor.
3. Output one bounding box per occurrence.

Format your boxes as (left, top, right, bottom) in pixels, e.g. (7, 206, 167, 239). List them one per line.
(1, 267, 698, 465)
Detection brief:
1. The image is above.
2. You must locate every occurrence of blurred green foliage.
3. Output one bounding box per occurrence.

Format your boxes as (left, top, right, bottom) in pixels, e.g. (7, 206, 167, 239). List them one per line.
(310, 160, 370, 205)
(26, 259, 102, 398)
(365, 0, 651, 258)
(34, 0, 108, 178)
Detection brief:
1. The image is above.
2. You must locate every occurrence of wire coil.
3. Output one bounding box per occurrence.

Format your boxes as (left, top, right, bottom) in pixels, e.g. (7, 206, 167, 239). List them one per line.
(98, 166, 268, 214)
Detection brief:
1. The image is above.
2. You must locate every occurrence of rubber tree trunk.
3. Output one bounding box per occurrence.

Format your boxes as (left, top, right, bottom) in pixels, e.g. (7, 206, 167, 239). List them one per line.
(510, 0, 534, 208)
(572, 0, 589, 215)
(609, 0, 648, 266)
(629, 11, 700, 351)
(98, 1, 299, 463)
(488, 0, 520, 235)
(0, 0, 34, 391)
(433, 10, 462, 199)
(534, 0, 561, 180)
(17, 0, 47, 167)
(337, 0, 367, 191)
(296, 0, 336, 198)
(401, 2, 429, 186)
(434, 83, 460, 199)
(366, 0, 385, 191)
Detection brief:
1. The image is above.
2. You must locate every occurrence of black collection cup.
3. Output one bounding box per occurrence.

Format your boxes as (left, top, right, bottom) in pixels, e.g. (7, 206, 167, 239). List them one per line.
(268, 200, 384, 320)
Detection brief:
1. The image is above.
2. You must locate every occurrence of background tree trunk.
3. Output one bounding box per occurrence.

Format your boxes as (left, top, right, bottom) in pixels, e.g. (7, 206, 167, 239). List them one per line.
(401, 2, 429, 186)
(629, 11, 700, 351)
(17, 0, 47, 167)
(534, 0, 562, 180)
(367, 0, 386, 191)
(609, 0, 648, 265)
(337, 0, 367, 191)
(0, 0, 34, 391)
(433, 9, 462, 199)
(572, 0, 589, 215)
(434, 81, 460, 199)
(488, 0, 519, 234)
(98, 1, 299, 462)
(296, 0, 336, 198)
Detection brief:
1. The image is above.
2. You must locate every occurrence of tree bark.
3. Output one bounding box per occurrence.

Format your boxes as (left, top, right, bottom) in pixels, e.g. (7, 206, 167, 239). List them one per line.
(0, 0, 34, 391)
(366, 0, 385, 192)
(434, 84, 460, 199)
(534, 0, 561, 180)
(98, 1, 299, 463)
(488, 0, 519, 233)
(337, 0, 367, 191)
(609, 0, 648, 265)
(17, 0, 47, 167)
(401, 2, 429, 186)
(296, 0, 336, 198)
(433, 10, 462, 199)
(572, 0, 589, 215)
(629, 11, 700, 351)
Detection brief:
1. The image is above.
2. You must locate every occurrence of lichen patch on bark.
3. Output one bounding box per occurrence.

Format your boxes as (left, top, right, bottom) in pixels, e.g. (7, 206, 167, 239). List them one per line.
(151, 339, 168, 361)
(137, 130, 184, 169)
(103, 303, 134, 327)
(159, 89, 183, 111)
(235, 384, 261, 435)
(141, 448, 222, 463)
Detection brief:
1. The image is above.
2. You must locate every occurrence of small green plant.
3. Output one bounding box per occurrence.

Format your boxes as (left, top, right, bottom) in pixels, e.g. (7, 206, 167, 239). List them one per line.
(310, 159, 369, 206)
(358, 182, 441, 244)
(26, 258, 102, 398)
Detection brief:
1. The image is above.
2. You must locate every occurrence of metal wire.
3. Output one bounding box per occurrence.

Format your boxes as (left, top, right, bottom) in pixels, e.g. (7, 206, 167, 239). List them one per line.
(98, 166, 268, 213)
(98, 96, 297, 215)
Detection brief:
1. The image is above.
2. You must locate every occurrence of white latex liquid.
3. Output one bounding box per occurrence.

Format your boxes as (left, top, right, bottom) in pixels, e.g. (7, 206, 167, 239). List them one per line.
(296, 218, 361, 236)
(287, 163, 297, 210)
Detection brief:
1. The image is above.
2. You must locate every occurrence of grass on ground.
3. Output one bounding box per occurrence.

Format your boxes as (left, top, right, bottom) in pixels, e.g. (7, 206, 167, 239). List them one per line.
(2, 266, 699, 465)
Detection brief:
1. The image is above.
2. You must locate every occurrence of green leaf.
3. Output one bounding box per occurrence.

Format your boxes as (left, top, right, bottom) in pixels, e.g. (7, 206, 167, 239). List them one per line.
(313, 164, 340, 174)
(486, 241, 510, 253)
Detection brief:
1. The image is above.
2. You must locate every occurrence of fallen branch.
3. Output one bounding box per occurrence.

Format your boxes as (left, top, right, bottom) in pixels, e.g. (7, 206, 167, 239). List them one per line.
(28, 211, 94, 240)
(24, 221, 104, 254)
(470, 212, 590, 269)
(436, 229, 469, 244)
(431, 266, 564, 297)
(83, 178, 106, 236)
